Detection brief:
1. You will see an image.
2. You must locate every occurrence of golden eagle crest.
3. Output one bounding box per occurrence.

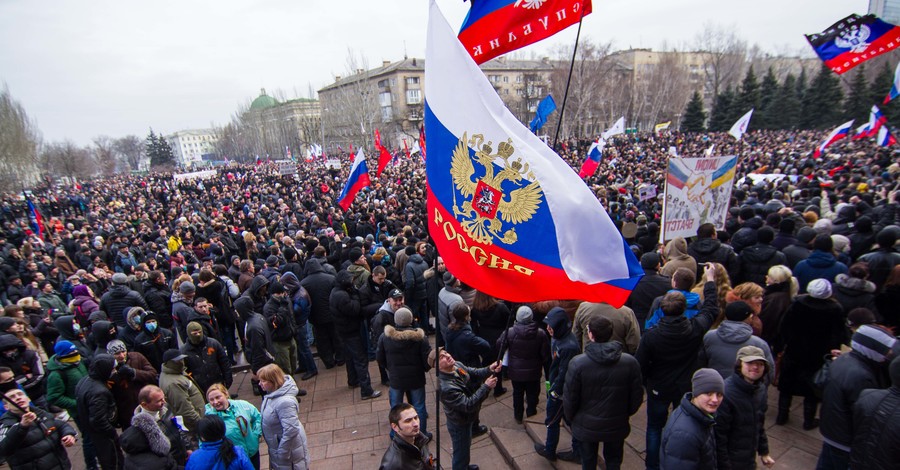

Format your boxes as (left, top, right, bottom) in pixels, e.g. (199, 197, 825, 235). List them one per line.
(450, 132, 543, 245)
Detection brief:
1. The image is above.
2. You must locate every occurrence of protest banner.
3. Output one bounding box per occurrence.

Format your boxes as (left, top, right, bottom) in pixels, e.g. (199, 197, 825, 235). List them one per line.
(660, 156, 737, 242)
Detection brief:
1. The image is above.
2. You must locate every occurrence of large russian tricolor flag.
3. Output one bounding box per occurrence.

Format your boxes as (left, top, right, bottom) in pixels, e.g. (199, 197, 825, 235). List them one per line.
(814, 120, 854, 158)
(458, 0, 592, 65)
(877, 125, 897, 147)
(806, 14, 900, 74)
(577, 140, 604, 178)
(337, 149, 372, 211)
(425, 0, 642, 306)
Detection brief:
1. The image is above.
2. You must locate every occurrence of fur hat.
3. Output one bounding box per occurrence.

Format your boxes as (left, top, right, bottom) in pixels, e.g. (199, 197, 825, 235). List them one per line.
(394, 307, 414, 327)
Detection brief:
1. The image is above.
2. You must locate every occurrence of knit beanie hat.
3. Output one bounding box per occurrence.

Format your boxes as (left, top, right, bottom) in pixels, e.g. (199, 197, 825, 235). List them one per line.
(807, 279, 832, 299)
(851, 325, 897, 363)
(187, 321, 204, 335)
(692, 368, 724, 396)
(73, 285, 90, 297)
(0, 317, 16, 332)
(179, 281, 196, 294)
(394, 307, 413, 327)
(54, 340, 79, 358)
(516, 306, 533, 324)
(724, 301, 753, 322)
(348, 247, 364, 262)
(106, 339, 127, 355)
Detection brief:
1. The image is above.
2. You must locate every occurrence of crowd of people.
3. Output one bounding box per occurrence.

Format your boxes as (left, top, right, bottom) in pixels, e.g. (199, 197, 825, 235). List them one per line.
(0, 127, 898, 470)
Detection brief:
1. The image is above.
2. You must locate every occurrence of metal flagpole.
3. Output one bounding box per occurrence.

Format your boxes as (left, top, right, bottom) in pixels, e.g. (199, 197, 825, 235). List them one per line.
(552, 3, 587, 151)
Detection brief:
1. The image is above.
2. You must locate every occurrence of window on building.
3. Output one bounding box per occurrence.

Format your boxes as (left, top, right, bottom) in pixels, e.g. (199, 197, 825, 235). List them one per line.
(489, 75, 501, 84)
(503, 76, 509, 83)
(377, 79, 390, 88)
(406, 77, 420, 86)
(379, 92, 392, 107)
(406, 89, 421, 105)
(516, 75, 523, 83)
(381, 106, 393, 122)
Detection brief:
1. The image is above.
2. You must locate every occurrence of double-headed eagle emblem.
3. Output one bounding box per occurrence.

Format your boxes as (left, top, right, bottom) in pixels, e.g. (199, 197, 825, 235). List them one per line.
(835, 24, 872, 53)
(450, 133, 543, 245)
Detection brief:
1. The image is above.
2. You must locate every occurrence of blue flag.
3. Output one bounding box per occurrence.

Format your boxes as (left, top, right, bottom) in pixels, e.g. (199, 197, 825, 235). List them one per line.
(529, 94, 557, 133)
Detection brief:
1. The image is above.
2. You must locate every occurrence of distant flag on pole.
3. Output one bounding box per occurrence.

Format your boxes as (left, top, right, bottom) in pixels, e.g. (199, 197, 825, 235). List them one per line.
(403, 139, 411, 159)
(374, 130, 393, 177)
(814, 119, 854, 158)
(853, 122, 871, 140)
(578, 139, 605, 178)
(877, 125, 897, 147)
(602, 117, 625, 139)
(419, 125, 427, 160)
(425, 0, 642, 306)
(529, 94, 557, 133)
(255, 155, 262, 166)
(865, 105, 888, 137)
(704, 144, 716, 156)
(337, 149, 372, 211)
(886, 61, 900, 104)
(654, 121, 671, 134)
(348, 143, 355, 161)
(806, 14, 900, 75)
(728, 109, 754, 140)
(458, 0, 593, 65)
(25, 196, 44, 240)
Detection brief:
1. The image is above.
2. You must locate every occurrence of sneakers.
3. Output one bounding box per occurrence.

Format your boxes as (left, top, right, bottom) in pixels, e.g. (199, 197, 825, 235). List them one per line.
(557, 450, 581, 464)
(361, 390, 383, 400)
(534, 444, 557, 461)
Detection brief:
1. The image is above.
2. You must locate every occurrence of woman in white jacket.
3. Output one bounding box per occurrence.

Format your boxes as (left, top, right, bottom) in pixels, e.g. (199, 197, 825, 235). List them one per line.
(258, 364, 310, 469)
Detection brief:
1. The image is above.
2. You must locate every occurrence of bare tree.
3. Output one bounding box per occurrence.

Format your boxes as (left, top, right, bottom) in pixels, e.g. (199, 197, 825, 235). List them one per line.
(0, 84, 41, 191)
(92, 136, 118, 176)
(694, 22, 748, 100)
(114, 135, 145, 171)
(41, 141, 94, 182)
(319, 49, 381, 153)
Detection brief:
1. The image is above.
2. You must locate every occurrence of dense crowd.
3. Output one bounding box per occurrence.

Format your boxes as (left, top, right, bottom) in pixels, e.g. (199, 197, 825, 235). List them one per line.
(0, 127, 898, 470)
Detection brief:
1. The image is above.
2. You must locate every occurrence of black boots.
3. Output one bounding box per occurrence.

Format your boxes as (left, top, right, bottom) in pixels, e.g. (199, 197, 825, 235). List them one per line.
(802, 399, 820, 430)
(776, 393, 791, 425)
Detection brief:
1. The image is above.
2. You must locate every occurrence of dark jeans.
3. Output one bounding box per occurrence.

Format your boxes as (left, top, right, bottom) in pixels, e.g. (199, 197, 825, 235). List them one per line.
(407, 296, 427, 328)
(90, 432, 123, 470)
(312, 322, 342, 367)
(815, 442, 850, 470)
(389, 387, 428, 438)
(511, 379, 540, 420)
(645, 394, 678, 470)
(544, 395, 579, 455)
(361, 321, 376, 360)
(296, 321, 317, 374)
(341, 334, 374, 396)
(74, 414, 99, 470)
(219, 321, 238, 360)
(249, 451, 260, 470)
(446, 420, 473, 470)
(580, 439, 624, 470)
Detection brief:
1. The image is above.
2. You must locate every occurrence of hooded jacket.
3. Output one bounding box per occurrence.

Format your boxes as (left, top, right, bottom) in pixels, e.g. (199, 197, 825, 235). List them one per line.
(235, 296, 274, 374)
(330, 270, 364, 337)
(403, 254, 428, 300)
(264, 294, 296, 342)
(299, 259, 335, 325)
(563, 341, 643, 443)
(89, 320, 119, 356)
(731, 216, 764, 253)
(134, 314, 177, 372)
(261, 375, 310, 469)
(171, 291, 194, 342)
(659, 237, 697, 278)
(204, 399, 262, 458)
(376, 325, 432, 391)
(445, 323, 490, 368)
(644, 289, 702, 330)
(715, 373, 769, 470)
(660, 394, 718, 470)
(141, 280, 173, 328)
(0, 335, 44, 397)
(98, 284, 148, 328)
(70, 293, 99, 324)
(832, 273, 878, 317)
(544, 307, 581, 398)
(119, 412, 177, 470)
(0, 405, 76, 470)
(45, 354, 88, 416)
(737, 242, 787, 286)
(820, 349, 890, 451)
(75, 354, 118, 437)
(850, 364, 900, 469)
(242, 275, 270, 314)
(159, 360, 206, 434)
(700, 321, 774, 382)
(794, 250, 848, 293)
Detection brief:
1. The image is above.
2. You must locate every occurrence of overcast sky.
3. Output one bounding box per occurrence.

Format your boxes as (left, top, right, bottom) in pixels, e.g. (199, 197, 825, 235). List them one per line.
(0, 0, 867, 145)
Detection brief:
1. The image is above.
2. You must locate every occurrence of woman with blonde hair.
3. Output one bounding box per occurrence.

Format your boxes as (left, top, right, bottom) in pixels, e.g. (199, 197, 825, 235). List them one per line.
(258, 364, 310, 469)
(205, 383, 263, 470)
(758, 265, 798, 348)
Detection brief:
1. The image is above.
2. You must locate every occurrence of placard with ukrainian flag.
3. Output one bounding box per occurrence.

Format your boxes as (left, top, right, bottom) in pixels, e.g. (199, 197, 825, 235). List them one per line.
(661, 156, 737, 242)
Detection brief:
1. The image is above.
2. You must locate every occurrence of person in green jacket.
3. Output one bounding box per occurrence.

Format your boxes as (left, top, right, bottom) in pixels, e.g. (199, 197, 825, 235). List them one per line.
(205, 383, 263, 470)
(45, 340, 98, 470)
(158, 349, 205, 441)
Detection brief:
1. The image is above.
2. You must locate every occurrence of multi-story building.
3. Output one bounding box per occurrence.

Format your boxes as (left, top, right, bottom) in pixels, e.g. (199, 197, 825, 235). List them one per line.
(870, 0, 900, 26)
(166, 129, 218, 168)
(244, 89, 321, 160)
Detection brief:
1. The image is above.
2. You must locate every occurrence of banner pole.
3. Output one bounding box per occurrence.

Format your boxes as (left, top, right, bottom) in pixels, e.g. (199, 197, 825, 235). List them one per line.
(552, 3, 587, 151)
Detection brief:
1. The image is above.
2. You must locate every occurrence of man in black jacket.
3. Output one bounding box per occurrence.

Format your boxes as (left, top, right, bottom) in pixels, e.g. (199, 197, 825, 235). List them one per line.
(737, 226, 787, 286)
(818, 325, 896, 469)
(234, 297, 274, 396)
(563, 316, 643, 470)
(625, 253, 671, 332)
(731, 207, 764, 254)
(141, 271, 173, 329)
(435, 348, 501, 470)
(331, 270, 381, 400)
(75, 354, 124, 470)
(180, 321, 232, 394)
(535, 307, 582, 463)
(687, 223, 740, 281)
(377, 307, 432, 439)
(300, 258, 342, 369)
(99, 272, 149, 329)
(133, 311, 177, 372)
(262, 281, 297, 378)
(635, 263, 718, 470)
(379, 403, 434, 470)
(851, 355, 900, 469)
(0, 386, 77, 470)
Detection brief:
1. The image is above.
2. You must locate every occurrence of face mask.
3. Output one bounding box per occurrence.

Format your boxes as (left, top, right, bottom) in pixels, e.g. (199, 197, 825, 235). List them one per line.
(188, 334, 203, 345)
(145, 322, 157, 333)
(72, 324, 81, 334)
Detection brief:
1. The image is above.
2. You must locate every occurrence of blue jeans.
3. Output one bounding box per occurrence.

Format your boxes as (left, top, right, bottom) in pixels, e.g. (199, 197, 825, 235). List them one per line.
(341, 334, 374, 396)
(815, 442, 850, 470)
(295, 321, 317, 374)
(74, 413, 99, 470)
(388, 387, 428, 438)
(544, 395, 579, 455)
(581, 439, 624, 470)
(645, 394, 678, 470)
(446, 420, 473, 470)
(361, 321, 376, 360)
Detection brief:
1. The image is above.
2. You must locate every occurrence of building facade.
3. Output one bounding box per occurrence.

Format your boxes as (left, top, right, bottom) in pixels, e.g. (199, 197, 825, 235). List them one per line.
(166, 129, 218, 168)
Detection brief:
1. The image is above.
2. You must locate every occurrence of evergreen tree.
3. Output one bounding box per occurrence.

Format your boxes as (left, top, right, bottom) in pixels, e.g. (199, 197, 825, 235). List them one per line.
(799, 64, 844, 129)
(796, 67, 809, 123)
(708, 87, 736, 132)
(869, 62, 900, 123)
(146, 129, 175, 168)
(735, 66, 761, 119)
(681, 91, 707, 132)
(843, 64, 870, 124)
(758, 67, 780, 129)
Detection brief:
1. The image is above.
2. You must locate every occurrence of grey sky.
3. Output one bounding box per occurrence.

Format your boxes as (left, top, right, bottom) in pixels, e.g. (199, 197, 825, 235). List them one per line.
(0, 0, 866, 145)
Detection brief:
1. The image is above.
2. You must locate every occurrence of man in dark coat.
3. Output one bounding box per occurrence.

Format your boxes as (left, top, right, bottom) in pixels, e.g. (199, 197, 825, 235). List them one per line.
(133, 310, 177, 372)
(715, 346, 775, 470)
(783, 226, 817, 269)
(736, 226, 787, 286)
(141, 270, 173, 329)
(535, 307, 583, 463)
(818, 325, 896, 469)
(300, 258, 342, 368)
(563, 316, 643, 470)
(262, 281, 298, 377)
(377, 307, 432, 438)
(75, 353, 124, 470)
(234, 297, 274, 396)
(331, 270, 381, 399)
(851, 355, 900, 469)
(99, 272, 149, 328)
(0, 334, 46, 407)
(0, 386, 78, 470)
(660, 368, 724, 470)
(379, 403, 434, 470)
(180, 321, 232, 394)
(625, 253, 671, 332)
(858, 226, 900, 290)
(794, 235, 849, 293)
(403, 249, 429, 328)
(500, 306, 550, 424)
(731, 207, 764, 254)
(635, 264, 719, 470)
